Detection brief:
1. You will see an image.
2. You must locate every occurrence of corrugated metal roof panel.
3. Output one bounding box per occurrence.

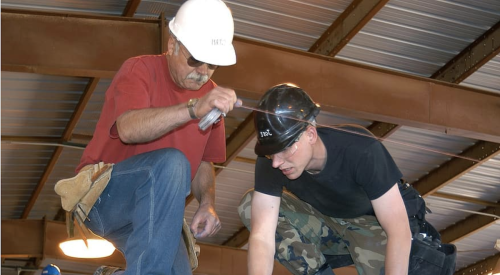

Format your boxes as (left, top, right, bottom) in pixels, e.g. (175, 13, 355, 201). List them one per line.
(337, 0, 500, 77)
(2, 72, 88, 137)
(1, 71, 88, 220)
(462, 54, 500, 95)
(440, 154, 500, 203)
(424, 195, 486, 231)
(134, 0, 181, 19)
(1, 143, 55, 219)
(453, 223, 500, 269)
(230, 0, 351, 50)
(73, 79, 111, 138)
(1, 0, 124, 15)
(28, 146, 84, 219)
(382, 126, 476, 183)
(227, 1, 340, 50)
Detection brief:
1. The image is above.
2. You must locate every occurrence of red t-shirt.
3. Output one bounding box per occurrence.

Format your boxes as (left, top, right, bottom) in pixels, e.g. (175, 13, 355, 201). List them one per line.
(77, 55, 226, 180)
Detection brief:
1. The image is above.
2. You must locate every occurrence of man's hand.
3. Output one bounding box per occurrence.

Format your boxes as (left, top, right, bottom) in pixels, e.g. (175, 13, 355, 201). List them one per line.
(190, 203, 221, 238)
(194, 86, 241, 118)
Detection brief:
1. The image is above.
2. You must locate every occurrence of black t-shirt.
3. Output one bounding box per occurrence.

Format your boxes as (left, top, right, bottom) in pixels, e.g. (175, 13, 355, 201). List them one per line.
(254, 126, 402, 218)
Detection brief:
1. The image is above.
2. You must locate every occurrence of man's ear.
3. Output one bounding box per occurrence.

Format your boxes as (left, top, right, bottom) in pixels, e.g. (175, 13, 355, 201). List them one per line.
(166, 36, 176, 55)
(306, 126, 318, 144)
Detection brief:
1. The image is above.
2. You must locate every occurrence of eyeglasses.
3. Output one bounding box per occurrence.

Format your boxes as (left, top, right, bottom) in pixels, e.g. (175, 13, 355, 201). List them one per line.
(179, 43, 218, 70)
(265, 143, 299, 160)
(264, 130, 306, 160)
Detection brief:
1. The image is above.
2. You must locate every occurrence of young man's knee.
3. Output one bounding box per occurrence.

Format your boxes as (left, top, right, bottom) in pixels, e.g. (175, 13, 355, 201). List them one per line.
(237, 189, 254, 228)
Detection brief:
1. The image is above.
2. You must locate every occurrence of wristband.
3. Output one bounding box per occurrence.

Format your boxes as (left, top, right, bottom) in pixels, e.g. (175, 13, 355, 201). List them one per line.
(187, 98, 199, 119)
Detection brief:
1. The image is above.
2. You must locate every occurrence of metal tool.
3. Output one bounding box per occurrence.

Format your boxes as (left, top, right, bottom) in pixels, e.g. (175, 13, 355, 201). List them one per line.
(199, 108, 225, 131)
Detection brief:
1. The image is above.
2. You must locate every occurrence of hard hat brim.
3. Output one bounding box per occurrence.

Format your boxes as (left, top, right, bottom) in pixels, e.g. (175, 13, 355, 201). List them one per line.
(254, 120, 308, 156)
(168, 14, 236, 66)
(254, 133, 298, 156)
(191, 43, 236, 66)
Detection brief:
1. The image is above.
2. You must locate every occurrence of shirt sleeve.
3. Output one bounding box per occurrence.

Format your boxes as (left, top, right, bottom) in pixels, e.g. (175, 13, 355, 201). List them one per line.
(354, 141, 402, 200)
(113, 58, 151, 121)
(254, 156, 284, 196)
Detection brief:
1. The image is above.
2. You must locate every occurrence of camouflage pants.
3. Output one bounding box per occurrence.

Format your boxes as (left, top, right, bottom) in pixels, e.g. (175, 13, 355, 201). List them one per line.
(238, 189, 387, 275)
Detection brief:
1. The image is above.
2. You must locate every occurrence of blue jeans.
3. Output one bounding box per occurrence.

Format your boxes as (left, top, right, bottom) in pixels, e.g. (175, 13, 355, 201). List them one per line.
(85, 148, 192, 275)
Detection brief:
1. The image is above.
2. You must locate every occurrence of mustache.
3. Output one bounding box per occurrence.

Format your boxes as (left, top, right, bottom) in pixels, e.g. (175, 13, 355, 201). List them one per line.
(186, 71, 209, 84)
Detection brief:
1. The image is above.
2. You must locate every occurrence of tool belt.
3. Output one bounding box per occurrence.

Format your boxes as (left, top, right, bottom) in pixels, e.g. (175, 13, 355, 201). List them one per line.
(54, 162, 114, 238)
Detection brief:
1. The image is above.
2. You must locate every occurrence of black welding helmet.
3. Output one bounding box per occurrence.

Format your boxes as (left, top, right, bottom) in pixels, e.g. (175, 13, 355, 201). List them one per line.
(254, 83, 321, 156)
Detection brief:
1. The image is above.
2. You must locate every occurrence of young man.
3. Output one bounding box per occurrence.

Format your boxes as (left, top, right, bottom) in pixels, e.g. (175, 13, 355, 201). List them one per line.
(59, 0, 238, 274)
(238, 83, 412, 275)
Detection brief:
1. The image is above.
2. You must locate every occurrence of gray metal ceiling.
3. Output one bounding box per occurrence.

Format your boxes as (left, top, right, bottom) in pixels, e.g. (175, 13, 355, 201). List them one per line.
(462, 55, 500, 95)
(337, 0, 500, 77)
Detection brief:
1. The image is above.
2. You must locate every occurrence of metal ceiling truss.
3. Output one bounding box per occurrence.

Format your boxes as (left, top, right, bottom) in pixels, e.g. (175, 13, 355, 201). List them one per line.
(122, 0, 141, 17)
(308, 0, 389, 56)
(431, 21, 500, 84)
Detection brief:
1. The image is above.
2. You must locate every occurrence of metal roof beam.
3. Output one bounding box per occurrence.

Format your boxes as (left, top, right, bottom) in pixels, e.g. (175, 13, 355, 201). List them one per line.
(367, 122, 400, 138)
(1, 9, 163, 78)
(21, 147, 63, 219)
(62, 78, 100, 141)
(3, 9, 500, 142)
(432, 20, 500, 83)
(413, 141, 500, 196)
(309, 0, 389, 56)
(431, 192, 500, 208)
(454, 253, 500, 275)
(122, 0, 141, 17)
(439, 206, 499, 244)
(410, 141, 500, 244)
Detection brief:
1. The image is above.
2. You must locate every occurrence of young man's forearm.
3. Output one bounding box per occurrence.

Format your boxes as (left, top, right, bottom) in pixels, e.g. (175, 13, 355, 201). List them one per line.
(248, 238, 276, 275)
(384, 236, 411, 275)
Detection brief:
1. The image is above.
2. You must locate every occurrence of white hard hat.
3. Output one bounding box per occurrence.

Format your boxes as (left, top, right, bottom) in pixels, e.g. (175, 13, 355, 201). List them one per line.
(169, 0, 236, 66)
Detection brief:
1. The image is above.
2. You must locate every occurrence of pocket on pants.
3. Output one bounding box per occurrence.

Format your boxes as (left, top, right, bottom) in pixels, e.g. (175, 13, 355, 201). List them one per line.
(408, 239, 444, 275)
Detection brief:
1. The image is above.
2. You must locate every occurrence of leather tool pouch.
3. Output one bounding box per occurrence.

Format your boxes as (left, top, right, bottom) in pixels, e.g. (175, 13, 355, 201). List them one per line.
(182, 218, 201, 271)
(55, 163, 201, 270)
(54, 162, 114, 237)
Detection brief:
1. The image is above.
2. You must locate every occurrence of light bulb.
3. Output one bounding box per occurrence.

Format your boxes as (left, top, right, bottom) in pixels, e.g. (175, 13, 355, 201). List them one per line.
(59, 238, 115, 258)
